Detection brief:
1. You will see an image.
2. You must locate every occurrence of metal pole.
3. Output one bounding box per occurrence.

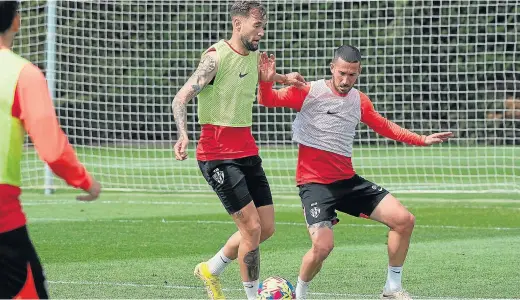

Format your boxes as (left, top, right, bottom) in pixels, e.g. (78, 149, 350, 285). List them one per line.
(44, 0, 57, 195)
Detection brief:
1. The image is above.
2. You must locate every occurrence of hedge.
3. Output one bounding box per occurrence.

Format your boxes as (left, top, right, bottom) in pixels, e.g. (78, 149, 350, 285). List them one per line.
(14, 1, 519, 145)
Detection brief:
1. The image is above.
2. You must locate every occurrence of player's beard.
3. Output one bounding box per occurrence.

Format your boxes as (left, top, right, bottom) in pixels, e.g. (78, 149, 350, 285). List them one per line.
(336, 82, 352, 94)
(241, 36, 259, 51)
(339, 86, 352, 94)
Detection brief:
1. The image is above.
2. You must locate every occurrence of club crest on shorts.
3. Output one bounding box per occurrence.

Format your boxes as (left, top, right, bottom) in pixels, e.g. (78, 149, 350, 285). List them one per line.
(212, 168, 224, 184)
(309, 206, 321, 218)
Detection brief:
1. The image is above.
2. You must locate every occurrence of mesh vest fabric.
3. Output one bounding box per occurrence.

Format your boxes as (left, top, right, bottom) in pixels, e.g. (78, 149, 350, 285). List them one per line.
(0, 50, 29, 187)
(292, 80, 361, 157)
(197, 40, 259, 126)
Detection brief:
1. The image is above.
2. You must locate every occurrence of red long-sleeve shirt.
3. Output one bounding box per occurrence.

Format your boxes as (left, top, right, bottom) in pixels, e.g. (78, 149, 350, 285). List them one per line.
(0, 61, 93, 233)
(258, 81, 426, 185)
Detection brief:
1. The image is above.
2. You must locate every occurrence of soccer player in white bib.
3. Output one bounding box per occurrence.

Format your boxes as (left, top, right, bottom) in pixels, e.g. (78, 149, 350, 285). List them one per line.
(257, 46, 454, 300)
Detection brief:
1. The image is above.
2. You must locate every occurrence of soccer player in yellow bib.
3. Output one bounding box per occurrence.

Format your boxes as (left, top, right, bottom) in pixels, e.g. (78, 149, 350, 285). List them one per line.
(0, 1, 102, 298)
(172, 1, 305, 299)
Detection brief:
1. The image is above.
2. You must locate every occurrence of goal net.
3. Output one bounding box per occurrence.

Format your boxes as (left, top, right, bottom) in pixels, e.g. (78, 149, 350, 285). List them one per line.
(15, 1, 519, 193)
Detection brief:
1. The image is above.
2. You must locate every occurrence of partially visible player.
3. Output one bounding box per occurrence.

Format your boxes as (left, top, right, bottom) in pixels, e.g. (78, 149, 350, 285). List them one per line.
(0, 2, 101, 298)
(257, 47, 453, 300)
(172, 1, 305, 299)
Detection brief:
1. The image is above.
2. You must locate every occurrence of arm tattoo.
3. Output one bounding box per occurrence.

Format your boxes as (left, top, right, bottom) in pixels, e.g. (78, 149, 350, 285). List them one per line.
(172, 54, 217, 138)
(173, 98, 188, 138)
(177, 55, 216, 104)
(192, 84, 202, 93)
(243, 247, 260, 281)
(190, 54, 217, 95)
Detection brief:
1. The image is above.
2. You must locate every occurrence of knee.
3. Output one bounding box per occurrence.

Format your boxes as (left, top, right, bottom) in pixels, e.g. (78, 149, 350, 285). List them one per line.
(311, 240, 334, 262)
(241, 220, 262, 241)
(394, 212, 415, 235)
(260, 224, 275, 242)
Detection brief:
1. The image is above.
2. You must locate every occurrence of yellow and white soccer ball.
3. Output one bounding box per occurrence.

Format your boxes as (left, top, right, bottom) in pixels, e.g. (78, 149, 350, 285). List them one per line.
(257, 276, 296, 300)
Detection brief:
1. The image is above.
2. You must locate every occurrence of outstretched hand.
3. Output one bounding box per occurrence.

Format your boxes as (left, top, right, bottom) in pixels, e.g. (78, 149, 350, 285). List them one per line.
(259, 52, 306, 88)
(259, 52, 276, 82)
(424, 132, 454, 145)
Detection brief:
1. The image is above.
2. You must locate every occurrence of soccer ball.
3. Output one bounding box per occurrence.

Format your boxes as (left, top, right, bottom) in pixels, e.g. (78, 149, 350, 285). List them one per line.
(257, 276, 296, 300)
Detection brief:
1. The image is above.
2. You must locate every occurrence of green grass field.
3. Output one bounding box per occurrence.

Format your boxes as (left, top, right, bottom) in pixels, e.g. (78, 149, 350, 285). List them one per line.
(21, 145, 520, 193)
(19, 145, 520, 298)
(22, 191, 520, 299)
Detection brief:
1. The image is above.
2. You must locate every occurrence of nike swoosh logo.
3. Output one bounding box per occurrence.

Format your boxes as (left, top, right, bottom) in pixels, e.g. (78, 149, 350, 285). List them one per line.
(326, 110, 339, 115)
(239, 72, 248, 78)
(391, 270, 401, 274)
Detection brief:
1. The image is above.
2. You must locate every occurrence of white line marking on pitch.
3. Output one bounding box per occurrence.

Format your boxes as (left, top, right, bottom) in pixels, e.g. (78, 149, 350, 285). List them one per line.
(22, 200, 303, 208)
(48, 280, 372, 298)
(22, 199, 520, 208)
(47, 280, 517, 300)
(29, 217, 520, 231)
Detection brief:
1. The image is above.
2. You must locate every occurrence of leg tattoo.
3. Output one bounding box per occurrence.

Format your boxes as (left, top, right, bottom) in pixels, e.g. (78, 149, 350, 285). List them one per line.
(309, 221, 332, 236)
(243, 247, 260, 281)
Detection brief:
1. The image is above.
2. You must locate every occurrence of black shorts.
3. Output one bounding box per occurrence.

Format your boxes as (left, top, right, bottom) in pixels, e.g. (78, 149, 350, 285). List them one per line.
(299, 175, 389, 226)
(0, 226, 49, 299)
(198, 155, 273, 214)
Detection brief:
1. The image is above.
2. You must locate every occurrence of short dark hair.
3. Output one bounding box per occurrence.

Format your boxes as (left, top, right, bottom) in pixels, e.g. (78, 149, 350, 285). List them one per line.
(230, 0, 266, 19)
(0, 1, 19, 34)
(333, 45, 362, 63)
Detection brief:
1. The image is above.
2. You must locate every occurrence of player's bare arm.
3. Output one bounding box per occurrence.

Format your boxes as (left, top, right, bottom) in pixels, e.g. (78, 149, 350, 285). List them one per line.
(172, 51, 218, 160)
